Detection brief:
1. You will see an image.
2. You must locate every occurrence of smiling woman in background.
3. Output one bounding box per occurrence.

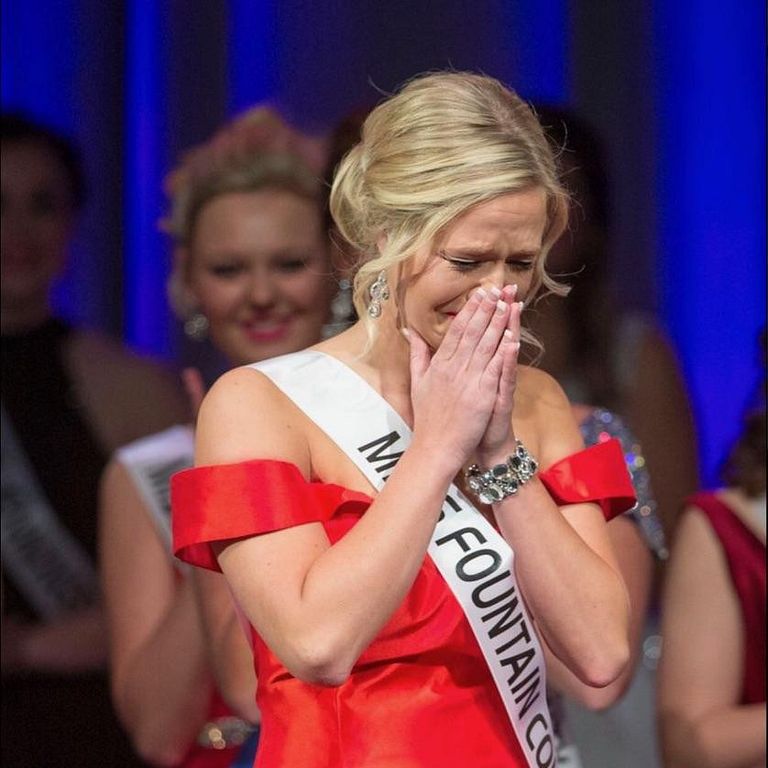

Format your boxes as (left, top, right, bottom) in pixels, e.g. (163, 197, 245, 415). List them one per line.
(99, 106, 338, 767)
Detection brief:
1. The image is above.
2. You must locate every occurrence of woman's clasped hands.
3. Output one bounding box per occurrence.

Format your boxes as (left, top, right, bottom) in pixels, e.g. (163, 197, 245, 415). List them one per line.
(406, 284, 524, 474)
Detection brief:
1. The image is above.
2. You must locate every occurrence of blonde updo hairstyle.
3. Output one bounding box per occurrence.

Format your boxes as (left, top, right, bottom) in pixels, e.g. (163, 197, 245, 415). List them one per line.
(330, 72, 569, 354)
(163, 107, 326, 320)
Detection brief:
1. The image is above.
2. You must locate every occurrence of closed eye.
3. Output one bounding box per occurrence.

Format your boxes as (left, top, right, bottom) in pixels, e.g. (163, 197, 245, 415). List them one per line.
(274, 257, 310, 274)
(507, 259, 534, 272)
(443, 256, 482, 272)
(439, 252, 536, 273)
(208, 263, 244, 278)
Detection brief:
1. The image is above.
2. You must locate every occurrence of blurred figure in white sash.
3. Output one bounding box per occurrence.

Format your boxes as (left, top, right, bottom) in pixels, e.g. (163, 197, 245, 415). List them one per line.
(99, 106, 340, 767)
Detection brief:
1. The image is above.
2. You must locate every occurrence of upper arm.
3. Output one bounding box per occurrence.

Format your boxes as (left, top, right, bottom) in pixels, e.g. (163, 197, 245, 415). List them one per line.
(658, 507, 743, 720)
(70, 332, 189, 451)
(117, 359, 190, 446)
(194, 369, 332, 653)
(195, 367, 311, 471)
(523, 369, 620, 573)
(625, 328, 699, 536)
(99, 460, 177, 686)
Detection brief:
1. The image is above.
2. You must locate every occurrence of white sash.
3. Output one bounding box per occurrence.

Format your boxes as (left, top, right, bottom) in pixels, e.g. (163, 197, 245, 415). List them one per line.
(253, 350, 557, 768)
(117, 425, 194, 557)
(0, 404, 100, 620)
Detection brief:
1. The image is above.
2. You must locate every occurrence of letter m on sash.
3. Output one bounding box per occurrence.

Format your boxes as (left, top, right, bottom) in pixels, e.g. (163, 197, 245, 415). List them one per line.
(358, 431, 404, 475)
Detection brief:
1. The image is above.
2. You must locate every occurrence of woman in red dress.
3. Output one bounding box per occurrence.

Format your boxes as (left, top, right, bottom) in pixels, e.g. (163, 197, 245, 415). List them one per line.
(658, 384, 766, 767)
(172, 72, 634, 768)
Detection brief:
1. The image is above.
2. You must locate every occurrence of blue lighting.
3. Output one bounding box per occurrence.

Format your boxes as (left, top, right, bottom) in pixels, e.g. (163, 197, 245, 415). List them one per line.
(653, 0, 766, 483)
(123, 0, 172, 355)
(228, 0, 278, 114)
(503, 0, 570, 103)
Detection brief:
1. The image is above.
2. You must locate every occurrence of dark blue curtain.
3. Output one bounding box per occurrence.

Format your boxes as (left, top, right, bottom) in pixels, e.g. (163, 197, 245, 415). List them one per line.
(2, 0, 764, 482)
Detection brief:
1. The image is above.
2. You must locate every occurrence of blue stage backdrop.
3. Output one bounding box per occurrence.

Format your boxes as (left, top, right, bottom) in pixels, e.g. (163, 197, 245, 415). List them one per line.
(652, 0, 766, 482)
(1, 0, 764, 484)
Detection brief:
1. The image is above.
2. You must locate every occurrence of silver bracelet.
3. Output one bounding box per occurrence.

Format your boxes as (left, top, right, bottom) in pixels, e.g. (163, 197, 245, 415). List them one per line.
(465, 440, 539, 505)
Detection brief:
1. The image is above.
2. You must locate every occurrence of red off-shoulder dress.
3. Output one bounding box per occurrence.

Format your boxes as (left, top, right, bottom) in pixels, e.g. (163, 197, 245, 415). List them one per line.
(686, 492, 766, 705)
(172, 440, 634, 768)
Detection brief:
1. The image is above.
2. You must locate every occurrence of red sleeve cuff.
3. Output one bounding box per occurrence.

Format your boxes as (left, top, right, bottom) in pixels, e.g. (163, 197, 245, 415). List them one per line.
(539, 438, 636, 521)
(171, 459, 349, 570)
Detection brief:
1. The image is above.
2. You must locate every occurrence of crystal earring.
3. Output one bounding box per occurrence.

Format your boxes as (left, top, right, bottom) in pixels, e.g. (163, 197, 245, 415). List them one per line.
(184, 312, 209, 341)
(367, 271, 389, 319)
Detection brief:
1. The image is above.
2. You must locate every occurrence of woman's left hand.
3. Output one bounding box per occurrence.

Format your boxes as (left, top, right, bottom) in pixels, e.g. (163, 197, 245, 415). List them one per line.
(475, 284, 522, 466)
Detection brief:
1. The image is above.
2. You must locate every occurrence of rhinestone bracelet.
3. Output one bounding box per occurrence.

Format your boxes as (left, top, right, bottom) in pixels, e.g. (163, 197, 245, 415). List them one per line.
(465, 440, 539, 505)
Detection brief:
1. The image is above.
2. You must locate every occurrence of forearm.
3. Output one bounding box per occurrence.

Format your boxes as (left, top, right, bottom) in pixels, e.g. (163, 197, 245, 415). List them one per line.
(114, 582, 212, 765)
(11, 606, 108, 673)
(215, 616, 259, 722)
(662, 704, 766, 768)
(546, 519, 653, 708)
(495, 480, 630, 686)
(224, 444, 456, 684)
(192, 570, 260, 723)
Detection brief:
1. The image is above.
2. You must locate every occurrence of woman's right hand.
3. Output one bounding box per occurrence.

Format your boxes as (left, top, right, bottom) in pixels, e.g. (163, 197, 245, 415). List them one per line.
(406, 286, 515, 473)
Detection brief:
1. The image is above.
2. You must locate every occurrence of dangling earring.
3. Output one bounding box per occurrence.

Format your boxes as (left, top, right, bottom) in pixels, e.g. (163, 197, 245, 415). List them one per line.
(184, 312, 209, 341)
(367, 271, 389, 318)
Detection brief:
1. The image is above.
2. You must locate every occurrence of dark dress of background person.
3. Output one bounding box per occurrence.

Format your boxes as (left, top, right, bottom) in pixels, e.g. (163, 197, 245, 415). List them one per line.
(1, 114, 189, 767)
(1, 321, 150, 768)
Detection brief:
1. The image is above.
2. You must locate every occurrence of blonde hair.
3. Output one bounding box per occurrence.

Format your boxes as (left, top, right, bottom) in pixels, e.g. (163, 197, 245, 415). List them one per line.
(163, 107, 326, 319)
(329, 71, 569, 353)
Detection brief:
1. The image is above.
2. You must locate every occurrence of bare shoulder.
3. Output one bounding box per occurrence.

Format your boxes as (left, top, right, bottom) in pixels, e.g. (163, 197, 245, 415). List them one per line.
(72, 329, 182, 393)
(632, 323, 686, 389)
(517, 365, 570, 411)
(196, 366, 312, 474)
(672, 505, 726, 568)
(66, 329, 188, 451)
(515, 365, 583, 466)
(665, 505, 738, 612)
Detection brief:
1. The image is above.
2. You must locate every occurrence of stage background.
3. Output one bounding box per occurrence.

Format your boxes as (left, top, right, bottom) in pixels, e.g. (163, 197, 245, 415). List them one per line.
(2, 0, 765, 484)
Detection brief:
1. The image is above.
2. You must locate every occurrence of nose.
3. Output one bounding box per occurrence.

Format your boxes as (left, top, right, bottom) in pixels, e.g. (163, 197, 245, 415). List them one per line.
(479, 261, 507, 294)
(247, 268, 277, 308)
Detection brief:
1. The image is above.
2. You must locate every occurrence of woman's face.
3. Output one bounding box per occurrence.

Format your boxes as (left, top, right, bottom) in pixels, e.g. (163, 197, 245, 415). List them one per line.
(398, 188, 548, 350)
(1, 140, 77, 312)
(184, 188, 333, 365)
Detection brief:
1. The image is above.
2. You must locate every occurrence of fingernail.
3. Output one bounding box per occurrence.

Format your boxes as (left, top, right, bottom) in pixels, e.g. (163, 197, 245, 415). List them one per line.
(517, 301, 525, 311)
(475, 288, 487, 300)
(496, 300, 507, 314)
(503, 329, 514, 341)
(400, 328, 411, 339)
(489, 286, 502, 298)
(510, 284, 519, 297)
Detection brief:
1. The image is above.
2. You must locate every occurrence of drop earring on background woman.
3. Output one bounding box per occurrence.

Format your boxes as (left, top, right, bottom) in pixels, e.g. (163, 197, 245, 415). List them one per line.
(323, 278, 355, 338)
(367, 271, 389, 318)
(184, 312, 209, 341)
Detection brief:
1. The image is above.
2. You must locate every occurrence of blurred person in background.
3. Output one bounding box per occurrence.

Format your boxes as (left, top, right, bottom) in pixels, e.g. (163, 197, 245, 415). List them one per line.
(1, 113, 189, 767)
(527, 106, 695, 767)
(529, 106, 699, 545)
(99, 106, 341, 767)
(658, 332, 765, 768)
